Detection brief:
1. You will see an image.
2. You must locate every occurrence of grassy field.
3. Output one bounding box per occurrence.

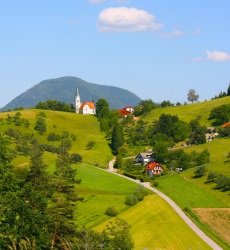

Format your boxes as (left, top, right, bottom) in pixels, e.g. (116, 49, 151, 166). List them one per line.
(95, 195, 211, 250)
(155, 137, 230, 248)
(143, 96, 230, 126)
(0, 109, 113, 167)
(75, 164, 141, 228)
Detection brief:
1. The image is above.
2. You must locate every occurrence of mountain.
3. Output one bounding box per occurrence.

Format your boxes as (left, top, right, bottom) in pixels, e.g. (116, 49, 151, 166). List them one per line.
(2, 76, 142, 110)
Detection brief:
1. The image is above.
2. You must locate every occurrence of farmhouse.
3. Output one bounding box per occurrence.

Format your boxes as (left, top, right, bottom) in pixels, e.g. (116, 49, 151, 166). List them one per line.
(135, 151, 154, 164)
(145, 162, 163, 177)
(222, 122, 230, 128)
(75, 88, 96, 115)
(119, 106, 134, 117)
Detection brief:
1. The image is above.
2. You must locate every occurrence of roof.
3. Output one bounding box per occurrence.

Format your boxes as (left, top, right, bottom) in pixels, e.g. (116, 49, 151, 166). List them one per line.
(222, 122, 230, 128)
(146, 162, 162, 170)
(80, 102, 95, 109)
(119, 109, 131, 116)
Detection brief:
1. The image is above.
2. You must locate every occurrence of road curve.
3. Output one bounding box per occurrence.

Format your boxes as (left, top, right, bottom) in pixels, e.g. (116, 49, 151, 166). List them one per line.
(107, 159, 222, 250)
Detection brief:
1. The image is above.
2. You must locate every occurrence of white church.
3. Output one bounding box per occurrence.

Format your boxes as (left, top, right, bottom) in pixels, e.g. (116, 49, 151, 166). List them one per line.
(75, 88, 96, 115)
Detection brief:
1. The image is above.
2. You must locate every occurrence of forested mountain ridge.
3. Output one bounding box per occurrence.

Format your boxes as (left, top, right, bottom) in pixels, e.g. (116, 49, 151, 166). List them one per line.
(1, 76, 142, 110)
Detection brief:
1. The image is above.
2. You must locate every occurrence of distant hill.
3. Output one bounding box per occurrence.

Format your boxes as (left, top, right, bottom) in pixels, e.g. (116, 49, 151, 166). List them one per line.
(143, 96, 230, 126)
(2, 76, 142, 110)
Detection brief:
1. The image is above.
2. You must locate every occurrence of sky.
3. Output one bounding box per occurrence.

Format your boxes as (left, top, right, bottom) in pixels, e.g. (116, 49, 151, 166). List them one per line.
(0, 0, 230, 108)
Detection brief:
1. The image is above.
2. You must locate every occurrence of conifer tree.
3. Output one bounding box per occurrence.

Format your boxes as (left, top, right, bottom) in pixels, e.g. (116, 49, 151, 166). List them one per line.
(111, 123, 124, 155)
(50, 137, 80, 249)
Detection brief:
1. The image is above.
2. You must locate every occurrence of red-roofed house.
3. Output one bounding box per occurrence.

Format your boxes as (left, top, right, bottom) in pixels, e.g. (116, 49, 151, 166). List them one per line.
(79, 102, 96, 115)
(222, 122, 230, 128)
(119, 106, 134, 117)
(146, 162, 163, 177)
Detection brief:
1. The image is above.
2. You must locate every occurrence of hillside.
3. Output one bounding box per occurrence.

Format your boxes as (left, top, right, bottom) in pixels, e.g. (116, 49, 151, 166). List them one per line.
(0, 109, 113, 167)
(1, 76, 141, 110)
(143, 96, 230, 126)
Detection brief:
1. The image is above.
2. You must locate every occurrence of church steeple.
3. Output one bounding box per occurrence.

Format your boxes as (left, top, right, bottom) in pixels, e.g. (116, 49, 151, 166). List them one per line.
(75, 88, 81, 113)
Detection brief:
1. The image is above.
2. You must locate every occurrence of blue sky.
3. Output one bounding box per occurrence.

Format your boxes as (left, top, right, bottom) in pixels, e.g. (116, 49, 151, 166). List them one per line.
(0, 0, 230, 108)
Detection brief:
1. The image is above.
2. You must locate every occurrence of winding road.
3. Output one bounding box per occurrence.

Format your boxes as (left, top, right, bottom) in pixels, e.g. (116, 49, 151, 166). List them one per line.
(107, 159, 222, 250)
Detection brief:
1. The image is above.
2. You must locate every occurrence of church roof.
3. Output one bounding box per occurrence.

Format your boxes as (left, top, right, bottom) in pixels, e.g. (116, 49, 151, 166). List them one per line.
(80, 102, 95, 109)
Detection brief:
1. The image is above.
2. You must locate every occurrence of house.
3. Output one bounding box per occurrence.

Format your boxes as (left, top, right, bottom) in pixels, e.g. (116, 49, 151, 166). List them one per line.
(124, 106, 134, 113)
(222, 122, 230, 128)
(205, 127, 219, 142)
(135, 152, 154, 164)
(75, 88, 96, 115)
(79, 102, 96, 115)
(119, 106, 134, 118)
(145, 162, 163, 177)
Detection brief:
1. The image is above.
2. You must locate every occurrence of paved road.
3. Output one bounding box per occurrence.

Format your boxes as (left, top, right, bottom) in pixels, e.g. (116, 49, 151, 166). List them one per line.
(107, 159, 223, 250)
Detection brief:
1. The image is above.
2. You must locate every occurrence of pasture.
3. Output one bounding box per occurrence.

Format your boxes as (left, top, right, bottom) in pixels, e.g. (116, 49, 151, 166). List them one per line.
(75, 164, 141, 228)
(0, 109, 113, 167)
(143, 96, 230, 126)
(95, 195, 211, 250)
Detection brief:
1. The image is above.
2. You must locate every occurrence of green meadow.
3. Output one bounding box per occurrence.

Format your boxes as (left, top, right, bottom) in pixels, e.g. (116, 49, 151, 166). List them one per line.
(143, 96, 230, 126)
(0, 109, 113, 167)
(75, 164, 140, 228)
(95, 195, 211, 250)
(157, 138, 230, 208)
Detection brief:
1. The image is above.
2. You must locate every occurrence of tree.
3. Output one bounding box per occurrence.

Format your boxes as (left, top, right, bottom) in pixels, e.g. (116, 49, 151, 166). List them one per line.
(111, 123, 124, 155)
(96, 98, 110, 118)
(194, 165, 206, 178)
(227, 83, 230, 96)
(187, 89, 199, 103)
(50, 137, 80, 249)
(189, 119, 206, 144)
(103, 218, 134, 250)
(209, 104, 230, 125)
(34, 117, 47, 134)
(134, 99, 158, 116)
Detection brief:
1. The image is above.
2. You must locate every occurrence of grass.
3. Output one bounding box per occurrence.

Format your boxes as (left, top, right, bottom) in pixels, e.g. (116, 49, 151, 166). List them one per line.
(0, 109, 113, 167)
(143, 96, 230, 126)
(95, 195, 211, 250)
(75, 164, 141, 228)
(155, 139, 230, 212)
(156, 174, 228, 208)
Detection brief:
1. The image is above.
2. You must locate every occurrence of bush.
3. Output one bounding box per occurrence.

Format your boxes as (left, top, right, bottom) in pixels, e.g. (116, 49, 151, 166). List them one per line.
(153, 181, 159, 187)
(70, 153, 82, 163)
(105, 207, 118, 217)
(194, 165, 206, 178)
(47, 132, 61, 141)
(125, 194, 138, 206)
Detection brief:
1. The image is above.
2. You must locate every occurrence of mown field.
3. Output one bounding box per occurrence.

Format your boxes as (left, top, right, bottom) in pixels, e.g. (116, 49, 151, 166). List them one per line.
(95, 195, 211, 250)
(143, 96, 230, 126)
(193, 208, 230, 246)
(0, 109, 113, 167)
(75, 164, 140, 228)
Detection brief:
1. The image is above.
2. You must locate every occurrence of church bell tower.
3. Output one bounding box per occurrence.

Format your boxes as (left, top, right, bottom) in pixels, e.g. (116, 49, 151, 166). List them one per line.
(75, 88, 81, 113)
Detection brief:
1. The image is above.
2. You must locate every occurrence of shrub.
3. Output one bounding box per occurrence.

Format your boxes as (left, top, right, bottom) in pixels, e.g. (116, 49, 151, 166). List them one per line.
(70, 153, 82, 163)
(105, 207, 118, 217)
(125, 194, 138, 206)
(153, 181, 159, 187)
(47, 132, 60, 141)
(194, 165, 206, 178)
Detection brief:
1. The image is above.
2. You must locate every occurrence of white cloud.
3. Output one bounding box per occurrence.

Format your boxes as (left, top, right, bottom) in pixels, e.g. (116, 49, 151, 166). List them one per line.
(161, 29, 185, 38)
(88, 0, 105, 4)
(98, 7, 163, 32)
(206, 50, 230, 62)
